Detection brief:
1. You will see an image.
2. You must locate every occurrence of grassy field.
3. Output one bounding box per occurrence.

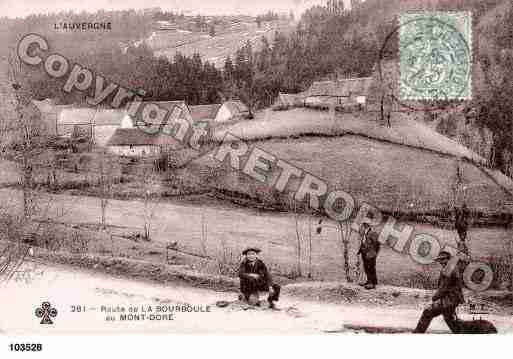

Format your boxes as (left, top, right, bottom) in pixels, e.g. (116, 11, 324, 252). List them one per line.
(1, 187, 511, 288)
(215, 108, 486, 163)
(2, 107, 511, 288)
(196, 109, 513, 215)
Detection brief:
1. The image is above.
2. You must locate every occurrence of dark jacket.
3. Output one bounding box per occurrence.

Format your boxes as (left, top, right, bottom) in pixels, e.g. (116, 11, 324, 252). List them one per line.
(455, 206, 470, 232)
(239, 258, 272, 292)
(432, 265, 465, 307)
(358, 230, 380, 259)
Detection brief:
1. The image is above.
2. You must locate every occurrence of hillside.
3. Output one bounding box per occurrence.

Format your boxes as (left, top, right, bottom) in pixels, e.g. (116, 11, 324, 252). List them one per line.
(186, 109, 513, 218)
(150, 20, 293, 68)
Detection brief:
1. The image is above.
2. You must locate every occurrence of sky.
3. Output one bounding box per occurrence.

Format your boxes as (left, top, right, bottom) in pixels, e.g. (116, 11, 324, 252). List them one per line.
(0, 0, 353, 19)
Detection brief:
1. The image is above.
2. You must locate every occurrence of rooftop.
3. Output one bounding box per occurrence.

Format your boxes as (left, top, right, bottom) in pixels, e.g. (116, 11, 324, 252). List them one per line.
(306, 77, 373, 97)
(189, 104, 222, 122)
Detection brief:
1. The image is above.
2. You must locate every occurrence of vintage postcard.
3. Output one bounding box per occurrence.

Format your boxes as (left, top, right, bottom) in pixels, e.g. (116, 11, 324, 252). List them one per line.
(1, 0, 512, 353)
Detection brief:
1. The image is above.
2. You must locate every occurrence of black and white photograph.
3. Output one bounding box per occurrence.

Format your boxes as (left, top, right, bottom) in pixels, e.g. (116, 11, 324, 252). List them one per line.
(0, 0, 512, 355)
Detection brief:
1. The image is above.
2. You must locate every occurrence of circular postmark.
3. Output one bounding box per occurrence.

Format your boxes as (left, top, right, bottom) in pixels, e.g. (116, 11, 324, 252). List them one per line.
(378, 12, 472, 111)
(400, 17, 471, 100)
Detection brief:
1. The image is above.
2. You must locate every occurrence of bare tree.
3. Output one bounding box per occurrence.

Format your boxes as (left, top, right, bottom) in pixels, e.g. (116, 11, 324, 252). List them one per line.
(98, 150, 115, 229)
(200, 205, 208, 256)
(3, 52, 45, 218)
(316, 219, 354, 282)
(291, 196, 302, 277)
(139, 160, 160, 241)
(0, 52, 59, 282)
(308, 216, 313, 279)
(338, 221, 352, 283)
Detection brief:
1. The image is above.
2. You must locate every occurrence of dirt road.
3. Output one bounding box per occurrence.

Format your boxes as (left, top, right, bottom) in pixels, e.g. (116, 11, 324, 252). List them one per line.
(1, 261, 512, 335)
(0, 185, 509, 284)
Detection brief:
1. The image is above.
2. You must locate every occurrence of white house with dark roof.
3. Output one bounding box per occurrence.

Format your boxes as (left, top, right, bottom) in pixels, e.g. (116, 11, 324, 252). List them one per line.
(57, 107, 133, 146)
(107, 128, 181, 157)
(215, 100, 250, 123)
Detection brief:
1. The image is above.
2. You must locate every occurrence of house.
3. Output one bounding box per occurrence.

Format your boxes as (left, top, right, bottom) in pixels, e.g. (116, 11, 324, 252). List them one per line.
(215, 100, 251, 122)
(272, 92, 306, 111)
(132, 100, 192, 129)
(32, 99, 72, 136)
(304, 77, 373, 110)
(155, 20, 177, 31)
(56, 107, 94, 138)
(57, 107, 133, 146)
(92, 109, 134, 146)
(106, 128, 181, 157)
(52, 100, 192, 147)
(367, 60, 418, 113)
(189, 104, 222, 123)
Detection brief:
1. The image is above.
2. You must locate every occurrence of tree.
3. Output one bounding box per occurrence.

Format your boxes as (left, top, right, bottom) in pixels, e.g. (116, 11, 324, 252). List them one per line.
(0, 51, 62, 281)
(138, 161, 160, 241)
(316, 219, 354, 282)
(97, 150, 116, 229)
(4, 52, 47, 218)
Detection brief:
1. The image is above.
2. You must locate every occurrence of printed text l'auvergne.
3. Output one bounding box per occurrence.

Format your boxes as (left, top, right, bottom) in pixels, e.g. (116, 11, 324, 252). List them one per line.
(54, 22, 112, 31)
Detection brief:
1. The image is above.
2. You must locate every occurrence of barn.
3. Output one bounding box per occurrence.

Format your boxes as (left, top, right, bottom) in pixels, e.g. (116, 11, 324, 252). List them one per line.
(304, 77, 373, 111)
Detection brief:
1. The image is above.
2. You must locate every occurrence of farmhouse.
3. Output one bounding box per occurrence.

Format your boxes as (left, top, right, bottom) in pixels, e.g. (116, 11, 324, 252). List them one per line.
(155, 20, 177, 31)
(57, 107, 133, 146)
(215, 100, 251, 122)
(132, 100, 192, 129)
(107, 128, 180, 157)
(32, 99, 71, 136)
(304, 77, 373, 110)
(272, 92, 306, 111)
(189, 104, 222, 123)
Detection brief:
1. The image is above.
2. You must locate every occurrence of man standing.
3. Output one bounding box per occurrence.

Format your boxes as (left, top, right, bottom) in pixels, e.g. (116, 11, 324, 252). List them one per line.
(413, 251, 464, 333)
(454, 204, 470, 255)
(357, 223, 380, 290)
(239, 247, 280, 308)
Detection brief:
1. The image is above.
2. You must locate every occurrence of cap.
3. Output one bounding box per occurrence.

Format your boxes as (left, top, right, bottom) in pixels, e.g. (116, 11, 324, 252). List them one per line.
(242, 247, 261, 255)
(434, 251, 451, 262)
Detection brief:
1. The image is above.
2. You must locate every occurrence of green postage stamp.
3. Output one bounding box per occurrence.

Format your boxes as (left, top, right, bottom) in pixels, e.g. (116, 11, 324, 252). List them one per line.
(399, 12, 472, 101)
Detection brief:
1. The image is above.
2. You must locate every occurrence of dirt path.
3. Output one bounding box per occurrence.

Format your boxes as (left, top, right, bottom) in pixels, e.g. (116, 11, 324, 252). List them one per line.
(1, 261, 512, 335)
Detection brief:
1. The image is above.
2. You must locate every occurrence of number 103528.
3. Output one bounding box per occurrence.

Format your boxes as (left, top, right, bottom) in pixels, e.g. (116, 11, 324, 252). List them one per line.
(9, 343, 43, 351)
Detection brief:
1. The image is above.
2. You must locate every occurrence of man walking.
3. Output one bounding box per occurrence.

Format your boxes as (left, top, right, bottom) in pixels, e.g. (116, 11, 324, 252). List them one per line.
(357, 223, 380, 290)
(238, 247, 280, 308)
(413, 251, 464, 333)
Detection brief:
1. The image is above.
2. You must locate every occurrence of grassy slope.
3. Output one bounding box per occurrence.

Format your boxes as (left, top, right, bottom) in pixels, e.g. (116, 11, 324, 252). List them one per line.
(151, 20, 291, 68)
(215, 109, 486, 163)
(193, 109, 513, 214)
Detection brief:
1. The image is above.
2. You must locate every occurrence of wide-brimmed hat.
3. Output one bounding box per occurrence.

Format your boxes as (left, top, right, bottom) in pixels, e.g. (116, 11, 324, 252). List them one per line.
(434, 251, 451, 262)
(242, 247, 261, 255)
